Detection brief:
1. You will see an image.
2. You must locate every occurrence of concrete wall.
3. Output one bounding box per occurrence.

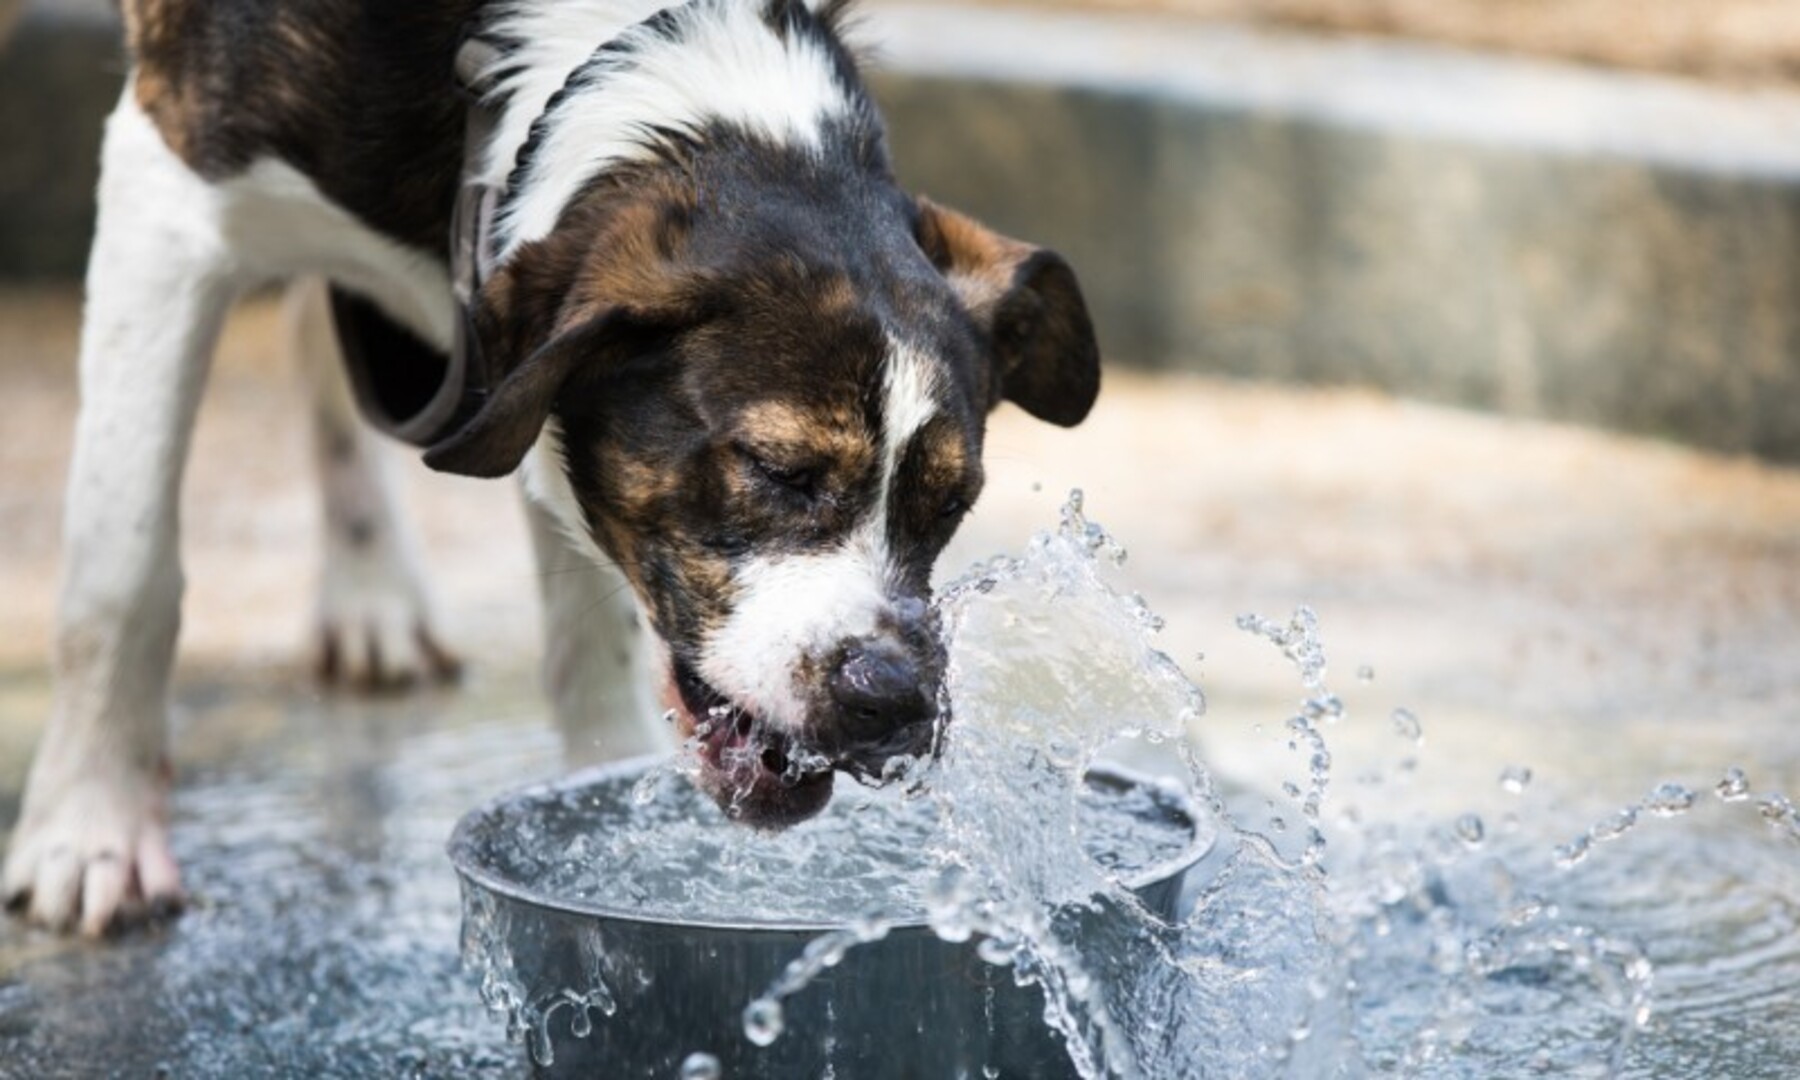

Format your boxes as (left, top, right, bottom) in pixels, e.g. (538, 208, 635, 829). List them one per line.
(872, 6, 1800, 463)
(4, 2, 1800, 461)
(877, 76, 1800, 461)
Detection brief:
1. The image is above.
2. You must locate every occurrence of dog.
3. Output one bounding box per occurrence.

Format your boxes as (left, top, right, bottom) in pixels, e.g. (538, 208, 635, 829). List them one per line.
(2, 0, 1098, 936)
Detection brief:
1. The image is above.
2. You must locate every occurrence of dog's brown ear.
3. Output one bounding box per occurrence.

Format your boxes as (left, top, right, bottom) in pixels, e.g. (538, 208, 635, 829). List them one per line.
(915, 198, 1100, 427)
(426, 188, 713, 479)
(423, 312, 632, 478)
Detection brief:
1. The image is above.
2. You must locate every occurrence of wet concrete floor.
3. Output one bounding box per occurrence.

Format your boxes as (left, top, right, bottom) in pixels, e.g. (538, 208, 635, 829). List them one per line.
(2, 288, 1798, 1075)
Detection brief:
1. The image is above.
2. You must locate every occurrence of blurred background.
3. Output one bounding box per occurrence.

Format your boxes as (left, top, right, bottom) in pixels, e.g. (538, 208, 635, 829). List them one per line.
(0, 1, 1798, 1072)
(5, 0, 1797, 780)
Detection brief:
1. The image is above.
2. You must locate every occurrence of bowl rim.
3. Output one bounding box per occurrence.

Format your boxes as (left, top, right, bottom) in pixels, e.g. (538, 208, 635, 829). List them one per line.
(445, 752, 1217, 932)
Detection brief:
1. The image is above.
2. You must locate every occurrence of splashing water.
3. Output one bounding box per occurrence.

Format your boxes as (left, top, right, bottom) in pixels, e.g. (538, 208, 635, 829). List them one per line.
(456, 492, 1800, 1078)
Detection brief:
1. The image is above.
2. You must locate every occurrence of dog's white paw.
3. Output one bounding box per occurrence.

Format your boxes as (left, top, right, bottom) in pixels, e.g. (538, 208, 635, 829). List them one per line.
(313, 541, 460, 691)
(3, 757, 181, 936)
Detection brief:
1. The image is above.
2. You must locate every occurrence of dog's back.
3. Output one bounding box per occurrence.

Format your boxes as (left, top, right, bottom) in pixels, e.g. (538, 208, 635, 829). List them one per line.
(123, 0, 479, 254)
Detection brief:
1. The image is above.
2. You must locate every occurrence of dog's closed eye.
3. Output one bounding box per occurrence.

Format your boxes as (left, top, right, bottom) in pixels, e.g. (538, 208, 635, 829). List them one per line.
(735, 442, 822, 498)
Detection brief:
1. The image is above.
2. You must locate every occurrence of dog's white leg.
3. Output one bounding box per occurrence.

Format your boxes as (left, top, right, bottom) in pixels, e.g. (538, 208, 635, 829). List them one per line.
(2, 97, 235, 934)
(522, 491, 670, 765)
(286, 278, 459, 689)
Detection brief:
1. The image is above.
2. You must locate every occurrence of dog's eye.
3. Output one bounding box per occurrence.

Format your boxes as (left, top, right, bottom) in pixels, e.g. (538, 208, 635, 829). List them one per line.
(737, 444, 818, 496)
(939, 495, 969, 521)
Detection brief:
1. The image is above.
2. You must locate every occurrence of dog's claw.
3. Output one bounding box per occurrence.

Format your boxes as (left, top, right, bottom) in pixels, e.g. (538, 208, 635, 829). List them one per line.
(313, 581, 460, 692)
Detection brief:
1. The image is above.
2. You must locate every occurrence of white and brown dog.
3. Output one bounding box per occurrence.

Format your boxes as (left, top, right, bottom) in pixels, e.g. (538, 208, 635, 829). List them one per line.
(2, 0, 1098, 935)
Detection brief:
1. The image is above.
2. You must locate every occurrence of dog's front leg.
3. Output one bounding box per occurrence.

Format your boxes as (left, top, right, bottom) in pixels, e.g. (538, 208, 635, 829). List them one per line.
(286, 278, 459, 690)
(522, 492, 670, 766)
(2, 99, 235, 934)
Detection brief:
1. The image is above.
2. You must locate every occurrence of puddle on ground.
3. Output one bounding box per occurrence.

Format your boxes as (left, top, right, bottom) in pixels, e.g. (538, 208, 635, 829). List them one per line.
(0, 675, 550, 1078)
(2, 495, 1797, 1078)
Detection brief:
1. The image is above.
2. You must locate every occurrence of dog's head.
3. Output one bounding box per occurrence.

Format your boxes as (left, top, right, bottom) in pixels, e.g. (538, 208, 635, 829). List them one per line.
(425, 8, 1098, 826)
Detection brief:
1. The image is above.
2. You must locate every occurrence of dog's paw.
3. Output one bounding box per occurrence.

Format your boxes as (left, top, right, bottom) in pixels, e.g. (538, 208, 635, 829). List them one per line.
(3, 759, 182, 937)
(313, 547, 461, 691)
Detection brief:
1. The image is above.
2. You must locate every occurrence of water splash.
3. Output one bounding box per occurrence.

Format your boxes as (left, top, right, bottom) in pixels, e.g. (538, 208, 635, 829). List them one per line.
(459, 881, 616, 1066)
(453, 492, 1800, 1078)
(1500, 766, 1534, 795)
(1714, 767, 1750, 802)
(680, 1052, 723, 1079)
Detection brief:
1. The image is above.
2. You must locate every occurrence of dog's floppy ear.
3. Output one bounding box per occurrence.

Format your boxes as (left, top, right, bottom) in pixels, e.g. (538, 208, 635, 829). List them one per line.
(425, 190, 711, 479)
(422, 312, 633, 478)
(915, 197, 1100, 427)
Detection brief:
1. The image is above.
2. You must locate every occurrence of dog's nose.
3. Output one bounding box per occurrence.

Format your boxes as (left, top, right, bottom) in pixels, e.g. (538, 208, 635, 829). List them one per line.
(830, 640, 929, 736)
(827, 637, 937, 771)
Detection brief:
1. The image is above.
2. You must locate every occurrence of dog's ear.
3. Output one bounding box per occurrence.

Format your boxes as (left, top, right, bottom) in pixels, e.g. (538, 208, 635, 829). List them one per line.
(423, 312, 636, 478)
(915, 197, 1100, 427)
(425, 192, 711, 479)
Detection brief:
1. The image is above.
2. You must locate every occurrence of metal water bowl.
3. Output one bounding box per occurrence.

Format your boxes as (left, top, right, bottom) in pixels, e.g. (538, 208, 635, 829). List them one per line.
(448, 756, 1215, 1078)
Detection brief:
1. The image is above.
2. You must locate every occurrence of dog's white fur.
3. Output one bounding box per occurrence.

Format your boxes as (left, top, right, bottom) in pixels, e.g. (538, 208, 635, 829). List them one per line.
(486, 0, 857, 256)
(5, 92, 240, 933)
(7, 0, 900, 933)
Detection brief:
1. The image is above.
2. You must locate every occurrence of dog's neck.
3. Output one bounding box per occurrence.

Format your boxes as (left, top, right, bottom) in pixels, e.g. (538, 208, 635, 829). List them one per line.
(472, 0, 870, 263)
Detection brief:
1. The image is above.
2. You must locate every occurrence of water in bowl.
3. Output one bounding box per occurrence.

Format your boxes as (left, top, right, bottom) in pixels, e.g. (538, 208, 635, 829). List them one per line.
(461, 758, 1204, 926)
(461, 493, 1800, 1078)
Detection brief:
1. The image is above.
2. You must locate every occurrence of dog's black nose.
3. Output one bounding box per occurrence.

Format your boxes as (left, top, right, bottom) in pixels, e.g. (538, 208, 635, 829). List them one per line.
(827, 637, 937, 773)
(830, 640, 929, 736)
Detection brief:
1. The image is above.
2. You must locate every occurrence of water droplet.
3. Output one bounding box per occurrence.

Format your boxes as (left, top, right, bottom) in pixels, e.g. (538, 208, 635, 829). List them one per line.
(1715, 767, 1750, 802)
(1553, 834, 1592, 869)
(1590, 806, 1637, 842)
(1499, 765, 1533, 794)
(1356, 664, 1375, 683)
(526, 1017, 556, 1066)
(1644, 782, 1695, 817)
(1302, 694, 1344, 722)
(977, 936, 1020, 967)
(1281, 781, 1302, 799)
(568, 1004, 593, 1039)
(1454, 813, 1485, 847)
(1759, 793, 1796, 827)
(743, 997, 784, 1047)
(680, 1052, 722, 1080)
(983, 1066, 1001, 1079)
(1504, 895, 1548, 927)
(1237, 607, 1330, 688)
(1391, 708, 1423, 745)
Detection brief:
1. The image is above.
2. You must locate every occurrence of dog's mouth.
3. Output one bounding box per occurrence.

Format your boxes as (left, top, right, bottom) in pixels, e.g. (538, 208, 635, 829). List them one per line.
(671, 661, 835, 828)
